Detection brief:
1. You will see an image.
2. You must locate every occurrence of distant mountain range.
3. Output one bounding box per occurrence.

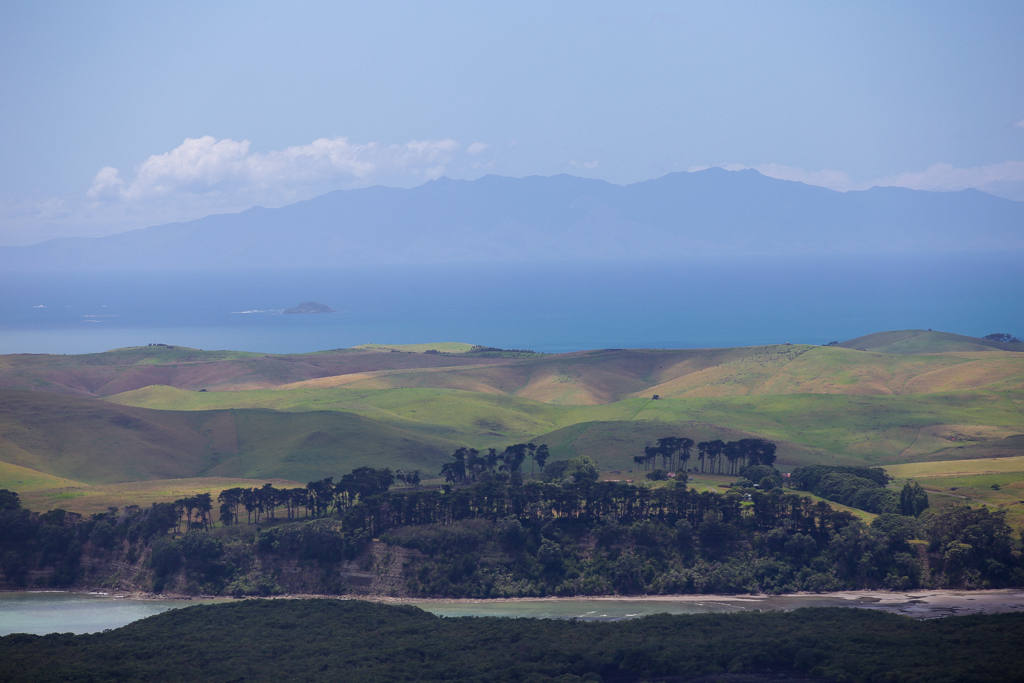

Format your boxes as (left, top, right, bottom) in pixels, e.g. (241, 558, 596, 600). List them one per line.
(3, 169, 1023, 269)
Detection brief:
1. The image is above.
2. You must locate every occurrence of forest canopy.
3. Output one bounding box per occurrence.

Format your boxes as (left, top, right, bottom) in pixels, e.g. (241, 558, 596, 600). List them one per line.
(2, 599, 1024, 683)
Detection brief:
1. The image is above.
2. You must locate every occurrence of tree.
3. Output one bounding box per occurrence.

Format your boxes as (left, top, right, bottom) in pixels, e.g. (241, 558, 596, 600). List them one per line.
(678, 437, 694, 471)
(984, 333, 1022, 343)
(194, 493, 213, 530)
(306, 478, 334, 518)
(643, 445, 658, 471)
(217, 488, 245, 526)
(534, 445, 550, 474)
(723, 441, 743, 475)
(241, 489, 257, 524)
(900, 481, 929, 517)
(218, 502, 234, 527)
(704, 440, 726, 474)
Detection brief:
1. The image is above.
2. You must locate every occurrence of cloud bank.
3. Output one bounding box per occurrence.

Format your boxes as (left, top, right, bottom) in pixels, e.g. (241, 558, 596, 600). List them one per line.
(88, 136, 465, 207)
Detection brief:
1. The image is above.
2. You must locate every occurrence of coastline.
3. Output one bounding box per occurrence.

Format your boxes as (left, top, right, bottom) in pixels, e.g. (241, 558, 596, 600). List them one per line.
(6, 587, 1024, 617)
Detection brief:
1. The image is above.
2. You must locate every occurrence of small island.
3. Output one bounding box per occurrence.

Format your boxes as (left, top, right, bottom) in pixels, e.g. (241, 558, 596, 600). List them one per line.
(282, 301, 337, 315)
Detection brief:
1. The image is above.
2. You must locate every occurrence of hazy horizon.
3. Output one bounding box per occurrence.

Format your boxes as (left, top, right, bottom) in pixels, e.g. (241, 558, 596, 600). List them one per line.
(2, 1, 1022, 246)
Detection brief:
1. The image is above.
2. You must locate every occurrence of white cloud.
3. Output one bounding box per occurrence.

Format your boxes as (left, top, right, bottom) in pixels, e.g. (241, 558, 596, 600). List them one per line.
(88, 135, 463, 205)
(570, 160, 600, 169)
(872, 161, 1024, 194)
(1015, 117, 1024, 129)
(467, 142, 489, 155)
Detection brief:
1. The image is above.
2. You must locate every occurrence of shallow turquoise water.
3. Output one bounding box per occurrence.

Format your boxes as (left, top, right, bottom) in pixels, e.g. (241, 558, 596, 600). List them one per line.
(5, 591, 1023, 635)
(0, 592, 220, 636)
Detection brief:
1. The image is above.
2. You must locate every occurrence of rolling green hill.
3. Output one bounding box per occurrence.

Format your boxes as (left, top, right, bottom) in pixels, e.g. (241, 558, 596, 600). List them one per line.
(126, 344, 1024, 404)
(4, 332, 1023, 403)
(0, 344, 515, 397)
(107, 384, 1024, 468)
(837, 329, 1024, 354)
(0, 390, 460, 484)
(2, 330, 1023, 501)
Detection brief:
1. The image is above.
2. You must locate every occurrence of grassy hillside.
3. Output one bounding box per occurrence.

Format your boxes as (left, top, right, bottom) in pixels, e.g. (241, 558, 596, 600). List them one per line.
(0, 390, 461, 485)
(14, 476, 305, 516)
(102, 345, 1024, 406)
(351, 342, 477, 353)
(536, 419, 832, 470)
(0, 344, 514, 397)
(3, 332, 1023, 502)
(4, 336, 1023, 403)
(108, 384, 1024, 467)
(0, 460, 83, 491)
(884, 456, 1024, 532)
(838, 329, 1024, 354)
(886, 455, 1024, 479)
(236, 346, 1024, 401)
(0, 390, 240, 483)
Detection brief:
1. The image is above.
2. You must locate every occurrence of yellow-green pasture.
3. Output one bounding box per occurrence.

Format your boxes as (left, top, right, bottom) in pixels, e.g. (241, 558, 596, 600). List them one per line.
(885, 456, 1024, 479)
(107, 384, 1024, 467)
(351, 342, 477, 354)
(16, 477, 303, 516)
(0, 460, 83, 492)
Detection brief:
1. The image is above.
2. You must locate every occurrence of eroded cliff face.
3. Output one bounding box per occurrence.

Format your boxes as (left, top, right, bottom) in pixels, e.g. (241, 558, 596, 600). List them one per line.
(1, 536, 424, 599)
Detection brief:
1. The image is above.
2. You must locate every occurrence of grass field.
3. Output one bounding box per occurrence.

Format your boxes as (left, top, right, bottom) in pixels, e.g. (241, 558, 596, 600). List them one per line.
(2, 330, 1024, 520)
(838, 329, 1024, 355)
(15, 476, 304, 516)
(0, 460, 83, 491)
(263, 345, 1024, 401)
(0, 389, 462, 485)
(351, 342, 477, 353)
(106, 385, 1024, 466)
(885, 456, 1024, 479)
(4, 334, 1024, 402)
(884, 456, 1024, 531)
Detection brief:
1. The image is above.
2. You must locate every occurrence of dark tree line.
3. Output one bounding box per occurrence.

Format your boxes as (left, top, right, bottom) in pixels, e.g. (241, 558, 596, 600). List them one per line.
(440, 443, 550, 484)
(216, 467, 400, 526)
(635, 437, 777, 475)
(0, 454, 1018, 598)
(789, 465, 929, 517)
(172, 493, 213, 532)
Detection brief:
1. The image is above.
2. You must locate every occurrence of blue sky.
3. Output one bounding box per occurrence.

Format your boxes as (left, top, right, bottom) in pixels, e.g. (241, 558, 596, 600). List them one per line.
(1, 0, 1022, 245)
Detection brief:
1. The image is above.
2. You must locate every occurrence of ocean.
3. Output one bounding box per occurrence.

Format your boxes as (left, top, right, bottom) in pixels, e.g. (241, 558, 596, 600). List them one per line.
(1, 251, 1021, 355)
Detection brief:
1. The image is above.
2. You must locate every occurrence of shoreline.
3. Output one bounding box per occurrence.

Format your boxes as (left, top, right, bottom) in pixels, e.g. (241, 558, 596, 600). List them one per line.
(6, 587, 1024, 606)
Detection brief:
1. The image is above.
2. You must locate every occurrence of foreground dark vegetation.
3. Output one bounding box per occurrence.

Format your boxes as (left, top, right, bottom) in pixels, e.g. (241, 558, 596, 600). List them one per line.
(2, 452, 1020, 597)
(2, 599, 1024, 683)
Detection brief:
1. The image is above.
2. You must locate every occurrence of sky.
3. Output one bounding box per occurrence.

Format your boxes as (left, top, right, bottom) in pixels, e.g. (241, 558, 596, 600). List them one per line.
(1, 0, 1023, 246)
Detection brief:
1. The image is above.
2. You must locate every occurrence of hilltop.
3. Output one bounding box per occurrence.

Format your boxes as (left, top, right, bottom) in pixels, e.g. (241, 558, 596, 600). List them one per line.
(2, 331, 1022, 401)
(838, 329, 1024, 354)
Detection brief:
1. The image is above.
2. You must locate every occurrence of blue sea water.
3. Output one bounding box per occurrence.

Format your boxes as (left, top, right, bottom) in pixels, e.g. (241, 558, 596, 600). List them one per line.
(1, 252, 1021, 355)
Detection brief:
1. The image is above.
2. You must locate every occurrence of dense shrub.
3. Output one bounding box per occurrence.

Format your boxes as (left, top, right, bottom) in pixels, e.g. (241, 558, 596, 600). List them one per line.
(6, 600, 1024, 683)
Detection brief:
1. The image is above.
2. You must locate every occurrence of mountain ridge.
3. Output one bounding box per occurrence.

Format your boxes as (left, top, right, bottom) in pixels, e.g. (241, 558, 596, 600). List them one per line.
(3, 168, 1023, 269)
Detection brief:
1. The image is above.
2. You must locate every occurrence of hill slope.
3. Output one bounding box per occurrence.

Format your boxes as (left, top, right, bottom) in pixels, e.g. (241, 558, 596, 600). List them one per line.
(9, 339, 1010, 405)
(838, 329, 1024, 354)
(216, 345, 1024, 402)
(4, 169, 1023, 269)
(108, 384, 1024, 467)
(3, 333, 1023, 488)
(0, 344, 514, 398)
(0, 390, 460, 484)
